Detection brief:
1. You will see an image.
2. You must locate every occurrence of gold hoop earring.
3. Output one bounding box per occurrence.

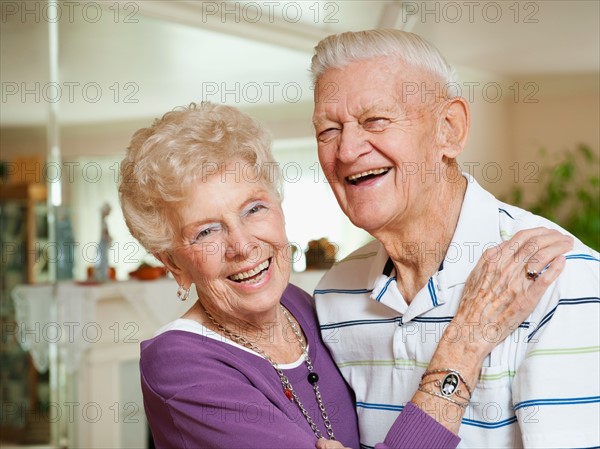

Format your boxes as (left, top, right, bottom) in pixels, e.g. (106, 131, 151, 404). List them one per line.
(177, 284, 191, 302)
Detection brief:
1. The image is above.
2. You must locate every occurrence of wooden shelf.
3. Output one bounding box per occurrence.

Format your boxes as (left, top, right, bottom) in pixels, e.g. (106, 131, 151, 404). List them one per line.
(0, 182, 50, 444)
(0, 183, 48, 284)
(0, 183, 47, 202)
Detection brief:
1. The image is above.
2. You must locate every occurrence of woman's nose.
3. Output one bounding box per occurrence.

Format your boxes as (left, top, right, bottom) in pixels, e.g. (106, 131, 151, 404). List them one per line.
(224, 226, 261, 262)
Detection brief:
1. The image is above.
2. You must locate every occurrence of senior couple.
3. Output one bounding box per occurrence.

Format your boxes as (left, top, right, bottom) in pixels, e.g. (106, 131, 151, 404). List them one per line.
(119, 30, 599, 448)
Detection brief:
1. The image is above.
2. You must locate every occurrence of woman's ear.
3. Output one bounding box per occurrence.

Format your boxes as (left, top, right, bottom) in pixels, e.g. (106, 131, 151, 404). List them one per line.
(437, 96, 470, 160)
(154, 251, 190, 287)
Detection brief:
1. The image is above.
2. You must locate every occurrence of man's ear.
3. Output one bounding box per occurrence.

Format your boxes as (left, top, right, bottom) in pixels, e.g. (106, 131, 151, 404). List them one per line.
(154, 251, 190, 287)
(437, 96, 470, 159)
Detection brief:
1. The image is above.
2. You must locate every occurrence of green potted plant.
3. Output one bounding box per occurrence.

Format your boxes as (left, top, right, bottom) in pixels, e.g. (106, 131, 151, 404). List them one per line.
(506, 144, 599, 251)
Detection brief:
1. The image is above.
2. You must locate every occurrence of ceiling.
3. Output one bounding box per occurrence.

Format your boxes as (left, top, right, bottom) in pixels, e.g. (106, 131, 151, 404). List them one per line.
(1, 0, 598, 126)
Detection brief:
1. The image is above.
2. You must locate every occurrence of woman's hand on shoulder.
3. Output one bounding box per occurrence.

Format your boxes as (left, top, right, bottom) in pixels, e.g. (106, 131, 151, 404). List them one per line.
(414, 227, 573, 435)
(446, 227, 573, 369)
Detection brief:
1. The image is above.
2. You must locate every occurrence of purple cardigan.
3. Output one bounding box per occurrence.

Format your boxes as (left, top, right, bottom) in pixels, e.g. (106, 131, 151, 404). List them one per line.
(140, 284, 460, 448)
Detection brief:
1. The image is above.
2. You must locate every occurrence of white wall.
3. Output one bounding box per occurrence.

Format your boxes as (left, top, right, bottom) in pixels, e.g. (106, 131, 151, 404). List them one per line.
(510, 73, 600, 203)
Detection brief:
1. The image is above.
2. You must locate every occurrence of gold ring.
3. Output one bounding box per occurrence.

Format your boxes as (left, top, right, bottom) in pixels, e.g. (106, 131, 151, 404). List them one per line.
(525, 265, 539, 281)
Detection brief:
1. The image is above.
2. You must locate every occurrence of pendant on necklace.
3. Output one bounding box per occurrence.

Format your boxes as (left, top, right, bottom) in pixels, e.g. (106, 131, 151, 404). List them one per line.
(284, 388, 293, 401)
(307, 372, 319, 384)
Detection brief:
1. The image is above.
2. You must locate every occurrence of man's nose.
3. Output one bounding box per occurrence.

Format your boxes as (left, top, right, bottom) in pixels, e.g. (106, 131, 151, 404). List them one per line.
(338, 124, 371, 163)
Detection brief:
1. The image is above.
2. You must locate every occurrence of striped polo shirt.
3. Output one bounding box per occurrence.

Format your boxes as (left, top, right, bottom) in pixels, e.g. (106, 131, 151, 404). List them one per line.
(315, 176, 600, 448)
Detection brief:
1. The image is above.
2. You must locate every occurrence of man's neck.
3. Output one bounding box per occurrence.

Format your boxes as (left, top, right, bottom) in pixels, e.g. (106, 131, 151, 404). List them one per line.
(374, 175, 467, 303)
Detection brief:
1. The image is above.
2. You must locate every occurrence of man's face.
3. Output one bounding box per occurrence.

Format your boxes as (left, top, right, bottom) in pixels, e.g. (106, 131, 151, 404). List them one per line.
(312, 56, 447, 235)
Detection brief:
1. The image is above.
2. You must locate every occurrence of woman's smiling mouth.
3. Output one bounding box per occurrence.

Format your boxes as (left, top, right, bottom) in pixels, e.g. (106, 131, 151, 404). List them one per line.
(228, 258, 271, 284)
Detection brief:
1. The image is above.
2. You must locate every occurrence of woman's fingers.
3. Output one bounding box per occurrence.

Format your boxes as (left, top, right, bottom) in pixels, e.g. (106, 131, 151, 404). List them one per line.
(453, 227, 573, 356)
(529, 254, 567, 289)
(516, 229, 573, 272)
(508, 230, 572, 308)
(476, 228, 572, 294)
(315, 438, 347, 449)
(488, 228, 569, 271)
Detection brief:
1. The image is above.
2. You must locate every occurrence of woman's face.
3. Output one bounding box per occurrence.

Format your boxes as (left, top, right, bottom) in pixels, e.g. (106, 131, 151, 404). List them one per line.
(165, 160, 291, 323)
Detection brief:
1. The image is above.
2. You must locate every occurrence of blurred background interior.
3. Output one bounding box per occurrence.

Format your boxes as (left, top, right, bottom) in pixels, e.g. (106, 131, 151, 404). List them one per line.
(0, 1, 598, 447)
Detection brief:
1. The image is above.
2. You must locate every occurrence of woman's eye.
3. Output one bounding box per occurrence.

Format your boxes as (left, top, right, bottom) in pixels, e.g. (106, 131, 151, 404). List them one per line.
(196, 229, 212, 239)
(248, 204, 266, 215)
(194, 226, 219, 241)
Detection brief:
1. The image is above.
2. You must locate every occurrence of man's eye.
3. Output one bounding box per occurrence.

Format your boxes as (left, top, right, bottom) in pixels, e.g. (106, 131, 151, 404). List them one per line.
(363, 118, 389, 131)
(318, 128, 339, 142)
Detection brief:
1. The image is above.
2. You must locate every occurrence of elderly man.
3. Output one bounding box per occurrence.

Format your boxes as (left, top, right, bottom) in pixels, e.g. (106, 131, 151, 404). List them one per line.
(311, 30, 599, 448)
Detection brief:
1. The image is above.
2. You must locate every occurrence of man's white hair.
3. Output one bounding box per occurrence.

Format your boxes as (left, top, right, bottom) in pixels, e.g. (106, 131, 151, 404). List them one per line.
(310, 29, 459, 95)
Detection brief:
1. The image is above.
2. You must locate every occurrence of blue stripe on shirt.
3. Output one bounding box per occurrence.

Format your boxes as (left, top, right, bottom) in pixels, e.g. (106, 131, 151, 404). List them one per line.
(314, 288, 374, 295)
(375, 277, 396, 302)
(514, 395, 600, 411)
(461, 416, 517, 429)
(412, 316, 454, 323)
(320, 316, 403, 330)
(412, 316, 530, 329)
(320, 316, 529, 329)
(527, 297, 600, 342)
(356, 402, 517, 429)
(427, 278, 439, 306)
(499, 208, 515, 219)
(565, 254, 600, 262)
(356, 401, 404, 412)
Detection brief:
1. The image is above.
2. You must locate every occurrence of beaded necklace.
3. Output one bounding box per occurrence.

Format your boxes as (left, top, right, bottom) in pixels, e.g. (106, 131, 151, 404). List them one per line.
(202, 304, 336, 440)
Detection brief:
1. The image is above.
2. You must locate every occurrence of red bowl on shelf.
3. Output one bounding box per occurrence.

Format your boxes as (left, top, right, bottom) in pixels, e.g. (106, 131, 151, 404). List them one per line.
(129, 265, 167, 281)
(86, 266, 116, 281)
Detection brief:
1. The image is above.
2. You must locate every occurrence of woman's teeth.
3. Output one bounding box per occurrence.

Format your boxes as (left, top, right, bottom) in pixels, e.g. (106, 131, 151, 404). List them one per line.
(229, 259, 270, 284)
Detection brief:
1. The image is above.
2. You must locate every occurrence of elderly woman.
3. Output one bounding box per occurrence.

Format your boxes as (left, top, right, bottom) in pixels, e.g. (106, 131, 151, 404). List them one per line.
(118, 102, 571, 449)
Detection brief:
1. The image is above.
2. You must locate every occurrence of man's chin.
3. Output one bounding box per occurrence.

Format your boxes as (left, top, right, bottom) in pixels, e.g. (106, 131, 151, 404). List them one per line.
(347, 212, 389, 235)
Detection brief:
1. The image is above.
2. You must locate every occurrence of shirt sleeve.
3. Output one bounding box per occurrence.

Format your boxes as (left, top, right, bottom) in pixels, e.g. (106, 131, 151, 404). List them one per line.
(141, 363, 320, 449)
(375, 402, 461, 449)
(511, 256, 600, 448)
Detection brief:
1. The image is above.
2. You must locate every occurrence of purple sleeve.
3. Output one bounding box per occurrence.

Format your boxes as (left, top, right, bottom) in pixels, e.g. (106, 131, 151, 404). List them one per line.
(374, 402, 461, 449)
(142, 360, 319, 449)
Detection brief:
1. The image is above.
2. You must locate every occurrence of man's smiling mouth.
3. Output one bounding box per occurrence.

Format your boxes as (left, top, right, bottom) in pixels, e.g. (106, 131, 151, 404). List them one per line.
(346, 167, 391, 185)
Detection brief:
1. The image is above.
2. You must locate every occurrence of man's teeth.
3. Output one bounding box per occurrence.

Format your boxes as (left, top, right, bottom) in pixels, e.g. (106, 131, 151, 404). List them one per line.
(229, 259, 270, 282)
(347, 167, 389, 182)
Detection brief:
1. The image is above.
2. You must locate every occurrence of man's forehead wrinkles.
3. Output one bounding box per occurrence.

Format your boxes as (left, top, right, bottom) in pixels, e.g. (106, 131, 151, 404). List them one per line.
(312, 115, 327, 127)
(359, 100, 399, 116)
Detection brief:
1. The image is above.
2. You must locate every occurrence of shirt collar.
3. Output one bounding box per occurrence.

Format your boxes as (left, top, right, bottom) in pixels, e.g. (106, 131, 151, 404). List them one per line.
(367, 241, 392, 290)
(438, 173, 502, 289)
(366, 174, 502, 313)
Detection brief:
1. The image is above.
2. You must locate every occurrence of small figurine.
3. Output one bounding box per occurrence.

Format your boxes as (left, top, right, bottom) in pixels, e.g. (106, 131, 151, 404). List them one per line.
(95, 202, 112, 282)
(305, 238, 337, 270)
